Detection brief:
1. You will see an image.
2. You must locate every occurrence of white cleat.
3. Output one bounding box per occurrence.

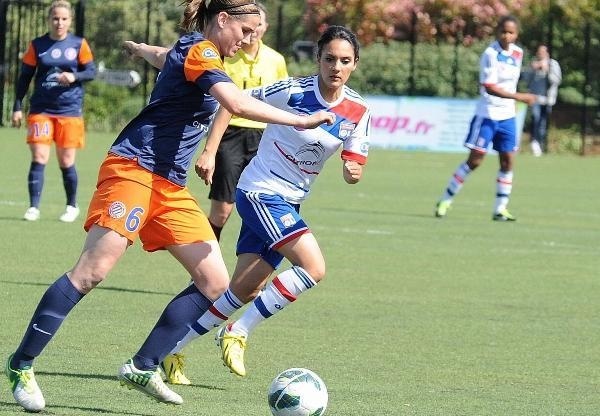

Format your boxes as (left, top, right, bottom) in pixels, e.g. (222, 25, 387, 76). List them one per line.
(118, 359, 183, 405)
(23, 207, 40, 221)
(6, 355, 45, 412)
(59, 205, 80, 223)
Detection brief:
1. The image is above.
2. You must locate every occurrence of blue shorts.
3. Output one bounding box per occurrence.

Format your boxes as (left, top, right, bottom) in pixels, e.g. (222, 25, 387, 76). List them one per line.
(464, 116, 517, 153)
(235, 189, 309, 269)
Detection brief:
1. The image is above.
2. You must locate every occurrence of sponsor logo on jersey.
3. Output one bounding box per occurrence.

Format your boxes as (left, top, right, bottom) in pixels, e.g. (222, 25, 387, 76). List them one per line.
(51, 48, 62, 59)
(108, 201, 127, 219)
(202, 48, 219, 59)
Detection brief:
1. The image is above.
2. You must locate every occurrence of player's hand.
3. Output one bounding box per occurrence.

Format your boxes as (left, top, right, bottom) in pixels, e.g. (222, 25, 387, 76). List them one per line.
(195, 150, 216, 185)
(57, 72, 75, 86)
(517, 92, 537, 106)
(342, 160, 362, 184)
(300, 111, 335, 129)
(11, 111, 22, 128)
(122, 41, 141, 59)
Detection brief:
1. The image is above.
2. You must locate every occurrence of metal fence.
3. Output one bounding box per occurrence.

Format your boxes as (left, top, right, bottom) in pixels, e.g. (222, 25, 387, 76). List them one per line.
(1, 1, 599, 154)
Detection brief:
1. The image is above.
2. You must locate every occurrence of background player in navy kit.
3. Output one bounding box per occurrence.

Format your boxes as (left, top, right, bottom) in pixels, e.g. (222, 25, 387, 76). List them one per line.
(5, 0, 334, 411)
(434, 15, 536, 221)
(12, 0, 96, 223)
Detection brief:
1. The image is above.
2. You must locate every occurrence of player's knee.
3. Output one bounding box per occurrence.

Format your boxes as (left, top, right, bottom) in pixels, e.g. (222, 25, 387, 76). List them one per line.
(302, 263, 326, 283)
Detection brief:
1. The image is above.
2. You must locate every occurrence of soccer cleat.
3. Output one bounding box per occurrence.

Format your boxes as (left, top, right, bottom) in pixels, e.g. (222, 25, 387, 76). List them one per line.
(434, 200, 452, 218)
(118, 359, 183, 405)
(216, 324, 247, 377)
(59, 205, 80, 223)
(160, 353, 191, 385)
(5, 354, 45, 412)
(23, 207, 40, 221)
(530, 140, 543, 157)
(492, 208, 516, 222)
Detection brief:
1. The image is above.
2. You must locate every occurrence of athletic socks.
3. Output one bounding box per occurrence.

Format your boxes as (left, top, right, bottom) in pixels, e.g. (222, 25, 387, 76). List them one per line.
(494, 170, 513, 213)
(170, 288, 243, 354)
(60, 165, 78, 207)
(27, 162, 45, 208)
(11, 274, 85, 369)
(440, 162, 471, 202)
(231, 266, 317, 337)
(133, 284, 212, 371)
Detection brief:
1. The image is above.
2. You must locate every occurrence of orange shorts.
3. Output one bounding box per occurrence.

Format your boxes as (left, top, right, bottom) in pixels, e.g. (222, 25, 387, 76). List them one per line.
(84, 154, 216, 252)
(26, 114, 85, 148)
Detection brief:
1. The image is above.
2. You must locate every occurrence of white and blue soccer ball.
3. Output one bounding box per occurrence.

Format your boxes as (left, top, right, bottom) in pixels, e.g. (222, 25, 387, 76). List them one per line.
(267, 368, 328, 416)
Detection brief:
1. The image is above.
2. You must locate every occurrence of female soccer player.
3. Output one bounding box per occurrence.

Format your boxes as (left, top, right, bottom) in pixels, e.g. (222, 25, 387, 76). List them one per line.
(12, 0, 96, 223)
(172, 24, 370, 378)
(5, 0, 333, 411)
(434, 15, 536, 221)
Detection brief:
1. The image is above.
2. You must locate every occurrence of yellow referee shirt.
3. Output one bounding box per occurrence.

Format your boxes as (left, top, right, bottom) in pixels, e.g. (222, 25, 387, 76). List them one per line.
(224, 40, 288, 129)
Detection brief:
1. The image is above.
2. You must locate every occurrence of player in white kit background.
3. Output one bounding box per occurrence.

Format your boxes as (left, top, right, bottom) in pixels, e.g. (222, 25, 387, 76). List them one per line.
(434, 15, 536, 221)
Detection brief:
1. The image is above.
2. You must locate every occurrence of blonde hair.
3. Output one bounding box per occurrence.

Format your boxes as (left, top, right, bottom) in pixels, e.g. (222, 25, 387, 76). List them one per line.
(180, 0, 259, 32)
(48, 0, 72, 18)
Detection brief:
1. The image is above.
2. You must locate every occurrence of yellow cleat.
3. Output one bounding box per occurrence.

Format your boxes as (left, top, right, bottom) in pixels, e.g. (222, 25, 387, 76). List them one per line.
(435, 200, 452, 218)
(216, 324, 247, 377)
(160, 353, 191, 385)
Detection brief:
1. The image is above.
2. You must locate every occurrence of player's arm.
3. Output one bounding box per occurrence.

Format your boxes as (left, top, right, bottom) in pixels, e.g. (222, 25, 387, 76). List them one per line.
(483, 84, 537, 105)
(195, 106, 233, 185)
(12, 63, 36, 127)
(209, 81, 334, 129)
(122, 41, 168, 70)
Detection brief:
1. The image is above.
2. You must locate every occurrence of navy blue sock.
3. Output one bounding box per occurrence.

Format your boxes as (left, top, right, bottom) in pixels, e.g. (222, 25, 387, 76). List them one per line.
(133, 284, 212, 371)
(11, 274, 85, 369)
(28, 162, 45, 208)
(60, 165, 78, 207)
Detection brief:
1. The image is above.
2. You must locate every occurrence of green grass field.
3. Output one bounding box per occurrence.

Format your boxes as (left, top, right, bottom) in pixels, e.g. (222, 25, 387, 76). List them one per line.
(0, 126, 598, 415)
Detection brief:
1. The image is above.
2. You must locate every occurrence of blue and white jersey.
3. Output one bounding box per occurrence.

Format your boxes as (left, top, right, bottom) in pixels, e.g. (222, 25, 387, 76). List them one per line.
(237, 75, 370, 204)
(476, 41, 524, 120)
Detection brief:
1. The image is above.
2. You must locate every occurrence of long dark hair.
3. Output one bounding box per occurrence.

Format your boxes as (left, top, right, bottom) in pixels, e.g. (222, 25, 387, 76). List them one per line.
(317, 25, 360, 62)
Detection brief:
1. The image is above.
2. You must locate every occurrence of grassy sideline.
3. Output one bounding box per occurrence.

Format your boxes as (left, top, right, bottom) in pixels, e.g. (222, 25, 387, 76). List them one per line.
(0, 126, 598, 415)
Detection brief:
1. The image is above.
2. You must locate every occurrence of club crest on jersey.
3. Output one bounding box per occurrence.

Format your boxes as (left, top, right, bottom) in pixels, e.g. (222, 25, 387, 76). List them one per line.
(108, 201, 127, 219)
(202, 48, 219, 59)
(64, 47, 77, 61)
(280, 213, 297, 228)
(339, 122, 355, 138)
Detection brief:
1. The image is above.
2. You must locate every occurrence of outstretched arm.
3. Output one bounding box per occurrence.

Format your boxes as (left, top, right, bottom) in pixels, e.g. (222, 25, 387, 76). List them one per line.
(209, 82, 335, 129)
(122, 41, 169, 70)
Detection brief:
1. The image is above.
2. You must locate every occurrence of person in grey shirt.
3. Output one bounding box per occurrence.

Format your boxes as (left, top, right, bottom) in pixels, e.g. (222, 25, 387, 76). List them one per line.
(523, 44, 562, 156)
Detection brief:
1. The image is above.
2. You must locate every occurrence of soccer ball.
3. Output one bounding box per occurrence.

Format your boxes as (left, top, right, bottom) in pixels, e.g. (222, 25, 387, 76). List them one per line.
(267, 368, 328, 416)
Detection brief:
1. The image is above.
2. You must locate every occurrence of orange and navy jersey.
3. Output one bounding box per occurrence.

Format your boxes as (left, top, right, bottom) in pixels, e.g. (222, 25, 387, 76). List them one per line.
(110, 32, 233, 186)
(14, 33, 95, 116)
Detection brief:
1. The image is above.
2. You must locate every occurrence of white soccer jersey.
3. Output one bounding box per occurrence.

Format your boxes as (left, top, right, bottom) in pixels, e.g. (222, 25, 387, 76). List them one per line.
(237, 75, 371, 204)
(476, 41, 524, 120)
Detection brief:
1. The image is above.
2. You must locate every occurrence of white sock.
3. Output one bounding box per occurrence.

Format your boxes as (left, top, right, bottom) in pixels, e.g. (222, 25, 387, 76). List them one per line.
(170, 289, 243, 354)
(231, 266, 316, 338)
(441, 162, 471, 201)
(494, 170, 513, 213)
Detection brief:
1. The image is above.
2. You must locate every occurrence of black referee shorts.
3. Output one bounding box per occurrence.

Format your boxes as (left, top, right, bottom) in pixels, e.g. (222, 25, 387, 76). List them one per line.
(209, 125, 263, 203)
